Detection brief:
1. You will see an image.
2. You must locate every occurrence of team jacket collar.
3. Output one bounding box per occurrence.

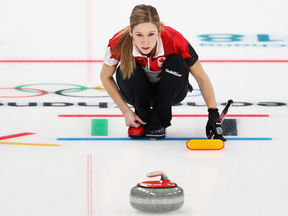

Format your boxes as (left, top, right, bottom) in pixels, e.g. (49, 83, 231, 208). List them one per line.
(132, 35, 165, 58)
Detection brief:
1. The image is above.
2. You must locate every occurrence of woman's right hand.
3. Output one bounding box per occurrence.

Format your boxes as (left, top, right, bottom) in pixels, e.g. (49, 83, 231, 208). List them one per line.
(100, 64, 147, 128)
(124, 111, 146, 128)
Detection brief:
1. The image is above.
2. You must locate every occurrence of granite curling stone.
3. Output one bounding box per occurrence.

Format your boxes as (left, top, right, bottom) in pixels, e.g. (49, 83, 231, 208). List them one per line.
(130, 171, 184, 213)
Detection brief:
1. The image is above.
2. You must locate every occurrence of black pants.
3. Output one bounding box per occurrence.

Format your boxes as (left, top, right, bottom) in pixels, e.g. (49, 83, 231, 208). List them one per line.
(116, 54, 191, 128)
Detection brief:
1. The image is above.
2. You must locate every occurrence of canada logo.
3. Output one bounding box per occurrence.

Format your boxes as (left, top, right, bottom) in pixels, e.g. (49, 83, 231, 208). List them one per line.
(158, 57, 166, 67)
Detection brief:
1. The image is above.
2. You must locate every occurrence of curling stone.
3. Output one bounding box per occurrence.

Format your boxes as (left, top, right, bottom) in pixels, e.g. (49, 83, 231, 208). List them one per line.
(130, 171, 184, 213)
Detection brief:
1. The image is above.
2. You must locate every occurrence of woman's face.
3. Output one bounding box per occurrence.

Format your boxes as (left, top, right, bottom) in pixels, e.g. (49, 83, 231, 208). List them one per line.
(130, 22, 159, 56)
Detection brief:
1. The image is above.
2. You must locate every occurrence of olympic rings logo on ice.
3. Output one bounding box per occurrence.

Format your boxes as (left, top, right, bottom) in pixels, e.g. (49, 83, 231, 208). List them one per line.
(186, 89, 201, 97)
(0, 83, 202, 98)
(0, 83, 109, 98)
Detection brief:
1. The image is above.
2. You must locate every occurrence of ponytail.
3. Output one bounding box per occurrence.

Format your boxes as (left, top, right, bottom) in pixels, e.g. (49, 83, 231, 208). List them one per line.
(111, 27, 136, 79)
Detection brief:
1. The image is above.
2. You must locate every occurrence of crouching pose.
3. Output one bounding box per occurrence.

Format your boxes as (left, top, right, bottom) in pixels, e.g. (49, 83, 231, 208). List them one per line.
(100, 4, 225, 140)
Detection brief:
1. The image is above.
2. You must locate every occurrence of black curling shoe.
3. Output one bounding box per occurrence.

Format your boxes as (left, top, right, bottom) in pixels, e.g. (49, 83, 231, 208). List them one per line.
(146, 124, 167, 139)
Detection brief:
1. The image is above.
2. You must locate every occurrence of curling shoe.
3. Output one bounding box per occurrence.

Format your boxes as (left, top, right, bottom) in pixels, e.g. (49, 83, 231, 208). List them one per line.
(128, 126, 146, 138)
(146, 124, 167, 139)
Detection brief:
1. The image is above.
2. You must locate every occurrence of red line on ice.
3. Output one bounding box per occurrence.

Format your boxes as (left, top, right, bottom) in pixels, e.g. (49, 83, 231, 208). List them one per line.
(58, 114, 269, 118)
(0, 132, 35, 140)
(1, 60, 288, 63)
(87, 155, 92, 216)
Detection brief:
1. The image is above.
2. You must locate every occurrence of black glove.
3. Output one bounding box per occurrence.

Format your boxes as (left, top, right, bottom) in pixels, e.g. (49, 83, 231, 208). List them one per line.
(206, 108, 226, 141)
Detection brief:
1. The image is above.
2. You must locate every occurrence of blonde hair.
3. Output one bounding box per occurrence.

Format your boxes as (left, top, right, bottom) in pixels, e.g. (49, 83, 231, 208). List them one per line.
(111, 4, 163, 79)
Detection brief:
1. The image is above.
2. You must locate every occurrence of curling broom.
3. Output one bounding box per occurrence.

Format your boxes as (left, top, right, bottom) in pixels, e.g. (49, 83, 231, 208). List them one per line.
(186, 99, 234, 150)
